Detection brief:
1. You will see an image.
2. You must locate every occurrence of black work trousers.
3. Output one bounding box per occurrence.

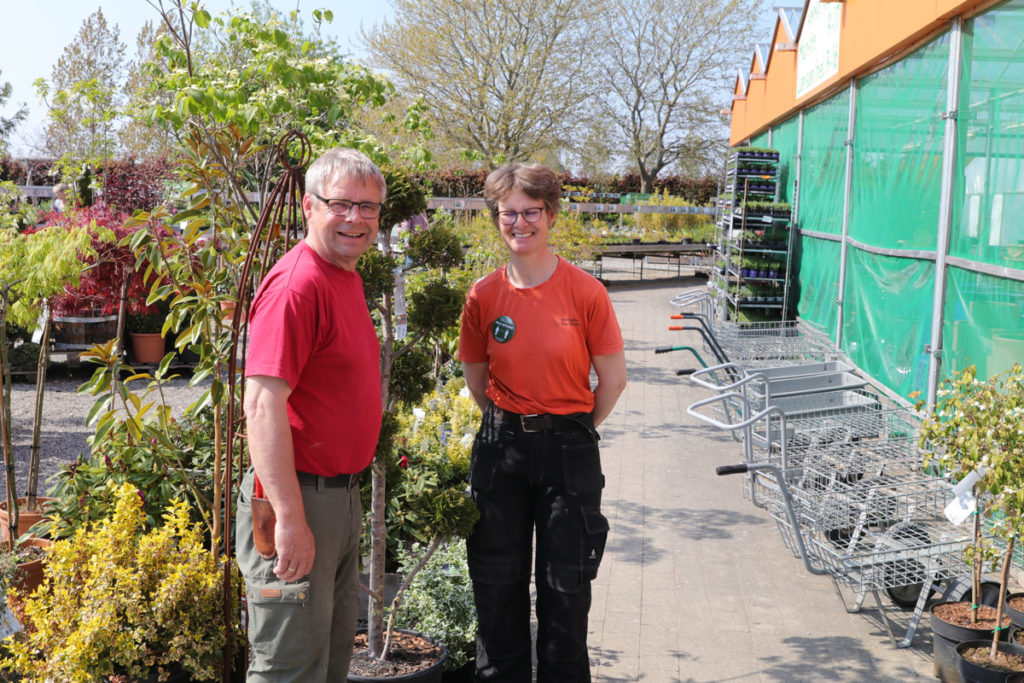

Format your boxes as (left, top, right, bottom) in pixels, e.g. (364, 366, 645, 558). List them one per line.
(467, 404, 610, 683)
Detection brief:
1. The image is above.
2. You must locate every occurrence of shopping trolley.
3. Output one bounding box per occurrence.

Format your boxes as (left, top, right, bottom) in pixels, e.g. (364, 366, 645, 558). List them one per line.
(715, 461, 970, 648)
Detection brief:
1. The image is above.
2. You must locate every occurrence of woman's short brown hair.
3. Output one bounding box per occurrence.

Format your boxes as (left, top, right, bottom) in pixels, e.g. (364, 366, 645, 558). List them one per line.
(483, 163, 561, 222)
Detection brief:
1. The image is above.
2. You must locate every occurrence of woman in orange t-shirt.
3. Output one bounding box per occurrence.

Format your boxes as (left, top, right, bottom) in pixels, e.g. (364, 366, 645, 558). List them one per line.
(458, 163, 627, 682)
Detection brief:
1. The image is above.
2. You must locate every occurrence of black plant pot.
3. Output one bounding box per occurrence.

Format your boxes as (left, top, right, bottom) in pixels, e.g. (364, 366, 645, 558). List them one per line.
(956, 639, 1024, 682)
(441, 658, 475, 683)
(931, 602, 1007, 683)
(348, 629, 448, 682)
(1006, 592, 1024, 629)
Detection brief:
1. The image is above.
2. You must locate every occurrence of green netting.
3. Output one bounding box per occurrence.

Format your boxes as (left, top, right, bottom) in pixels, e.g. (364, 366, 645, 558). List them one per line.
(943, 266, 1024, 378)
(842, 249, 935, 397)
(771, 116, 799, 204)
(848, 33, 948, 250)
(750, 131, 770, 148)
(798, 89, 849, 236)
(794, 235, 840, 337)
(950, 0, 1024, 270)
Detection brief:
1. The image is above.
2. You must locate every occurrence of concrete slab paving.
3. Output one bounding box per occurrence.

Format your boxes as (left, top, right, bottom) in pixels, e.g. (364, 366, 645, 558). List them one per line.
(588, 275, 936, 682)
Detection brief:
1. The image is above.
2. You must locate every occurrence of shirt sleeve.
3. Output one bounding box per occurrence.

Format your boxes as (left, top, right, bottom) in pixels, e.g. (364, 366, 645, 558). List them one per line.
(245, 285, 317, 389)
(457, 286, 490, 364)
(585, 286, 624, 357)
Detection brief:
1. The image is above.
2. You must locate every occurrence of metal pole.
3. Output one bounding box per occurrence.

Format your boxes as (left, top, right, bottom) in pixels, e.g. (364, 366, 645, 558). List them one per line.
(835, 79, 858, 349)
(926, 17, 964, 407)
(783, 111, 805, 322)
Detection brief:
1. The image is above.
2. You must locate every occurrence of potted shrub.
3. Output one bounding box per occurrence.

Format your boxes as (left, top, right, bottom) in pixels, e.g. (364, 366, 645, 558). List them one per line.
(918, 364, 1024, 681)
(393, 540, 476, 680)
(0, 483, 243, 681)
(127, 308, 167, 365)
(950, 363, 1024, 678)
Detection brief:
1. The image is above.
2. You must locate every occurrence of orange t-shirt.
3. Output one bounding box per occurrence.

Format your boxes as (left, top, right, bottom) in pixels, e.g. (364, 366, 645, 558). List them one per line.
(458, 258, 623, 415)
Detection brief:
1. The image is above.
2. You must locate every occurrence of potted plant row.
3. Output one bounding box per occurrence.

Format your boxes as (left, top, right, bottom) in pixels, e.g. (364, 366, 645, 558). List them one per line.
(918, 363, 1024, 682)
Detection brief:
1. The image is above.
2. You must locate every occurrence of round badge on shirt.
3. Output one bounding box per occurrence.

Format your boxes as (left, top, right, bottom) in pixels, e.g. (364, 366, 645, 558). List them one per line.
(492, 315, 515, 343)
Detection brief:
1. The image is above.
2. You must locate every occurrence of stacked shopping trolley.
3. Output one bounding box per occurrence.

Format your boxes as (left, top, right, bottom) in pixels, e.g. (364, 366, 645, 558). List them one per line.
(668, 294, 973, 649)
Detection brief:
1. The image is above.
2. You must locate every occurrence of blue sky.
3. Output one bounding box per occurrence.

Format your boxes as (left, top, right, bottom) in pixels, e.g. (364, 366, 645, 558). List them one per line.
(0, 1, 393, 155)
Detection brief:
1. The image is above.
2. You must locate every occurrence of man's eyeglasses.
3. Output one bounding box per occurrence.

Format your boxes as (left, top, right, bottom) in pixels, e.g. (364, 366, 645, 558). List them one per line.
(495, 208, 545, 225)
(312, 193, 382, 219)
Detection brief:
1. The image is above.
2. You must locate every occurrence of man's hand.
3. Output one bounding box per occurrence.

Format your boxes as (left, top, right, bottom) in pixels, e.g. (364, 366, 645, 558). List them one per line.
(273, 516, 316, 581)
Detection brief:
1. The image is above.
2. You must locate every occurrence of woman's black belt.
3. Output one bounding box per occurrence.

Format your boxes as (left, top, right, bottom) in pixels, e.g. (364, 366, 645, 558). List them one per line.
(492, 407, 588, 433)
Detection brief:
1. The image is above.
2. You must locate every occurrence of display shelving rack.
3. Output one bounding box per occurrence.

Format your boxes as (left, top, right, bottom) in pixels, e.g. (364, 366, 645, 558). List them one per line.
(711, 148, 795, 322)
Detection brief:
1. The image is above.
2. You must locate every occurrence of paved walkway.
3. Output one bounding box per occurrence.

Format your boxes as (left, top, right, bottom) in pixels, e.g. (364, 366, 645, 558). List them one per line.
(587, 276, 936, 682)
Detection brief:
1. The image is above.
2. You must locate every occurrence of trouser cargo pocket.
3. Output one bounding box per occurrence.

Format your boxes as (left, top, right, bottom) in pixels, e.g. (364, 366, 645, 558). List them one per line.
(580, 506, 609, 581)
(245, 579, 312, 665)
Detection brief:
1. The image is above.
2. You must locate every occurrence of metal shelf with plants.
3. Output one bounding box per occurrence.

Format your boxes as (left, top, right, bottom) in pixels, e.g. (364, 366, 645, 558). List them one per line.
(710, 147, 794, 323)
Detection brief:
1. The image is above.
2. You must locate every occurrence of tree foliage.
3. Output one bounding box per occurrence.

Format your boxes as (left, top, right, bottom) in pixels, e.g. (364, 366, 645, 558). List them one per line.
(0, 71, 28, 156)
(596, 0, 761, 190)
(364, 0, 595, 166)
(36, 8, 127, 166)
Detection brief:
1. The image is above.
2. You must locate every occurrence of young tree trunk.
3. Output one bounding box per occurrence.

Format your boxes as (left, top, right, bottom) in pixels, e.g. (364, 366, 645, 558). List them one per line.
(0, 301, 17, 550)
(27, 314, 52, 509)
(971, 509, 981, 625)
(992, 536, 1015, 661)
(368, 223, 398, 659)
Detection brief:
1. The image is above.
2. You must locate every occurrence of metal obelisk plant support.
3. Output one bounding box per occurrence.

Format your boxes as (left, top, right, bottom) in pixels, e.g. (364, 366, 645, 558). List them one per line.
(222, 130, 312, 679)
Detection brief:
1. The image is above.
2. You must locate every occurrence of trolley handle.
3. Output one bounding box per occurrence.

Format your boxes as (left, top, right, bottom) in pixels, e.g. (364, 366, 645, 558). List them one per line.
(716, 464, 749, 476)
(689, 363, 753, 391)
(686, 391, 786, 430)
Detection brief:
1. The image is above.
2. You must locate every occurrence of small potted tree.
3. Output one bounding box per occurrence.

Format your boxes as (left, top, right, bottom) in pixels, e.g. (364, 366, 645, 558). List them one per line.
(946, 363, 1024, 679)
(352, 167, 471, 677)
(918, 364, 1022, 681)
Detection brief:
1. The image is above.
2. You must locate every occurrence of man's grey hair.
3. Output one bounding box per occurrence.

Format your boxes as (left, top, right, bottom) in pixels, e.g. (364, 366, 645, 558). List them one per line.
(305, 148, 387, 201)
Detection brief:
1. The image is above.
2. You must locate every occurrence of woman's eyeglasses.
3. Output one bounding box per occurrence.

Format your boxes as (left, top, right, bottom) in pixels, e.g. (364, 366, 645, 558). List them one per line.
(495, 208, 545, 225)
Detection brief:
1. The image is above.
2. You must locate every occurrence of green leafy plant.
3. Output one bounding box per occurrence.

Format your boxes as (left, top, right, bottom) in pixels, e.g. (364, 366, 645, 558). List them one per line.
(918, 363, 1024, 659)
(393, 540, 476, 672)
(127, 310, 165, 334)
(0, 483, 243, 682)
(0, 224, 96, 548)
(42, 341, 217, 539)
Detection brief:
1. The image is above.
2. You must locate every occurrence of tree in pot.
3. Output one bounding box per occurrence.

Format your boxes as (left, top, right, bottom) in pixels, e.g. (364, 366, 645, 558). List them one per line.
(0, 224, 96, 547)
(951, 363, 1024, 677)
(353, 167, 470, 675)
(127, 307, 168, 365)
(918, 364, 1024, 680)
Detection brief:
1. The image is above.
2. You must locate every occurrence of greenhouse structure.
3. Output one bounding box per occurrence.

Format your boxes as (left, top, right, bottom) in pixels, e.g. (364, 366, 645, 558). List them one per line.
(728, 0, 1024, 405)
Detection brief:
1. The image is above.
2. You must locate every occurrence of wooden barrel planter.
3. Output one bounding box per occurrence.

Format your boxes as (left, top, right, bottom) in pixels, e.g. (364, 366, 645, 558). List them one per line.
(51, 315, 119, 348)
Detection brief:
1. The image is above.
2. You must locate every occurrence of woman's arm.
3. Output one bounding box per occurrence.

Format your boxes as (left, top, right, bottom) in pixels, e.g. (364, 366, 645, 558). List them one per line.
(462, 361, 490, 411)
(591, 351, 627, 427)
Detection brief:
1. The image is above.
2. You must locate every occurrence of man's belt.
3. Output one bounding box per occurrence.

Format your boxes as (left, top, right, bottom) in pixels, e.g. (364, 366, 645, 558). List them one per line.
(296, 471, 361, 489)
(492, 407, 588, 434)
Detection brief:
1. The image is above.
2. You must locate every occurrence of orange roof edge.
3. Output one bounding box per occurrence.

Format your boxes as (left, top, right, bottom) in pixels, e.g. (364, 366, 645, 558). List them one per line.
(729, 0, 1003, 146)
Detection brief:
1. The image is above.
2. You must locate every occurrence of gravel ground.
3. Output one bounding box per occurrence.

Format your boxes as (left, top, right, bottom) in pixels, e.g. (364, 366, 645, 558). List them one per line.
(2, 363, 209, 499)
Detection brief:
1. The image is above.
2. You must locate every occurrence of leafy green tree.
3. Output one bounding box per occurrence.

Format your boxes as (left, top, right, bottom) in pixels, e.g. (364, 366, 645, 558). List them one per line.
(35, 8, 126, 167)
(119, 21, 176, 159)
(0, 70, 28, 156)
(0, 222, 96, 547)
(363, 0, 595, 166)
(596, 0, 761, 191)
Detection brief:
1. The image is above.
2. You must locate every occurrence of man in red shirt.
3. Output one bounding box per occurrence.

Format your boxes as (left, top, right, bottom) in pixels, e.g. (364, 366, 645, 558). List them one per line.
(237, 148, 385, 681)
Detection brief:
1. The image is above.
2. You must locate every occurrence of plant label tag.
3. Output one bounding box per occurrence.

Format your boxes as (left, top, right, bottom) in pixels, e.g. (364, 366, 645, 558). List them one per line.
(944, 494, 976, 525)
